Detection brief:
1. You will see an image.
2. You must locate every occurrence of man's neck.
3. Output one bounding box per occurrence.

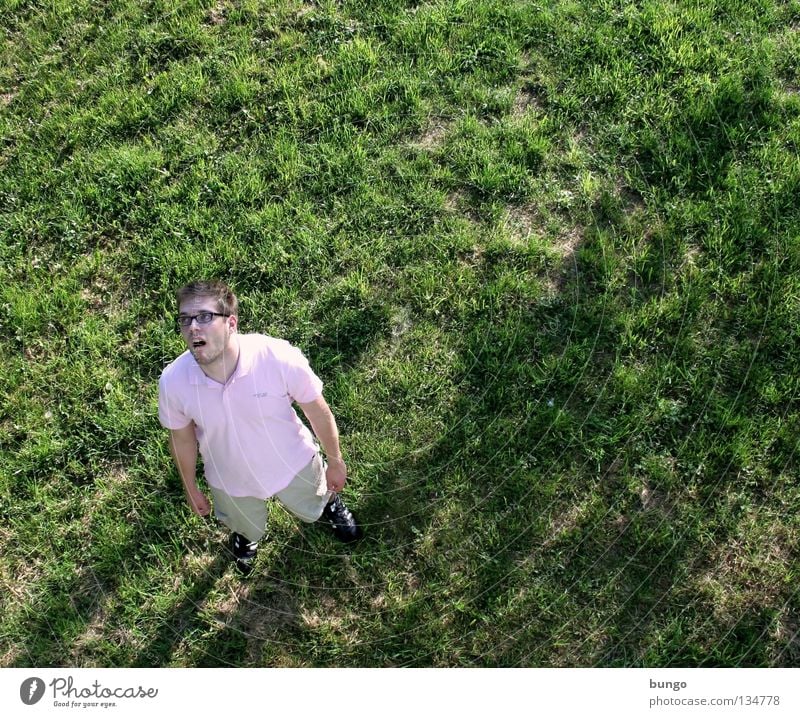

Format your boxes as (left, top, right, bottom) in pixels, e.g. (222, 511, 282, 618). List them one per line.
(201, 334, 241, 384)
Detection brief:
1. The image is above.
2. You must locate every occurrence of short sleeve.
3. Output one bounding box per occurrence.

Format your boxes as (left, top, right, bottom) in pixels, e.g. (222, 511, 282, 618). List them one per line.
(158, 372, 192, 430)
(280, 344, 324, 404)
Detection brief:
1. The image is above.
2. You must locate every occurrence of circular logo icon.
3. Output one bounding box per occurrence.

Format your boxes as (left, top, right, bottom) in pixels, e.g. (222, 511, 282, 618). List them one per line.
(20, 678, 46, 706)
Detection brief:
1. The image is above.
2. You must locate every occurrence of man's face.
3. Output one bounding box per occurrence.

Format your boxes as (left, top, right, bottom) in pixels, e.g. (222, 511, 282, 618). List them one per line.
(177, 297, 237, 367)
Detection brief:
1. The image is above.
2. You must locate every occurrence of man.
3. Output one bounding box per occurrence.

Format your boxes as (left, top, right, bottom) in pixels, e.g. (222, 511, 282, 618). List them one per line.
(158, 280, 361, 575)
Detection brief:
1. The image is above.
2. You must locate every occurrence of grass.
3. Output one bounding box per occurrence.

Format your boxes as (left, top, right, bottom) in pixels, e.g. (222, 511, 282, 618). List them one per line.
(1, 0, 798, 667)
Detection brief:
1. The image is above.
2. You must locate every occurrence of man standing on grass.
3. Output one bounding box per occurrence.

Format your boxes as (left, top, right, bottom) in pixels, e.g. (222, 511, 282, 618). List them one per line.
(158, 280, 362, 576)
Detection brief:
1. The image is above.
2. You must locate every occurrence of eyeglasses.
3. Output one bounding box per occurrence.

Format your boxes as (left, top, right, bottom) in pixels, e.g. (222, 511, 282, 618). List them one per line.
(176, 311, 229, 328)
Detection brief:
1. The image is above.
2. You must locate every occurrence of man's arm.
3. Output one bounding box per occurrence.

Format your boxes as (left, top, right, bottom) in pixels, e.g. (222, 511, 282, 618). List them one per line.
(297, 395, 347, 493)
(168, 422, 211, 516)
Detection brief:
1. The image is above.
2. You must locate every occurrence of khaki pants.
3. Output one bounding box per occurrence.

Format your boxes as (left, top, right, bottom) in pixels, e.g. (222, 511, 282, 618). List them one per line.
(210, 454, 331, 542)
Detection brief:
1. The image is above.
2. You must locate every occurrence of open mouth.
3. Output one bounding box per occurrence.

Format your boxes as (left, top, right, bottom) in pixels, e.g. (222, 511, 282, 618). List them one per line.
(192, 340, 207, 348)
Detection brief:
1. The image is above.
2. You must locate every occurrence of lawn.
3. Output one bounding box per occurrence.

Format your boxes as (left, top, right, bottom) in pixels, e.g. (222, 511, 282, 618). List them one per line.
(1, 0, 798, 666)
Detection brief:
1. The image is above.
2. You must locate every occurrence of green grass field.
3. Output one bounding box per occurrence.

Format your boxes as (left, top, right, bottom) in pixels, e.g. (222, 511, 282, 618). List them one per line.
(1, 0, 798, 667)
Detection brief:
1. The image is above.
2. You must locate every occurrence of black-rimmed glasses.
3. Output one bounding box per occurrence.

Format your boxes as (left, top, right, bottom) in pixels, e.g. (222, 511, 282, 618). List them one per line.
(176, 311, 229, 328)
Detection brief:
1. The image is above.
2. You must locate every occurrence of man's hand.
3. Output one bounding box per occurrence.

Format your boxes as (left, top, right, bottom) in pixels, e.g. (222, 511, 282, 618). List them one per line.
(325, 457, 348, 493)
(186, 485, 211, 516)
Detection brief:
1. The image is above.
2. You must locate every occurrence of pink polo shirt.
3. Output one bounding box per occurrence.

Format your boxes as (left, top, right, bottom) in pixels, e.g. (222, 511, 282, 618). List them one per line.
(158, 334, 323, 499)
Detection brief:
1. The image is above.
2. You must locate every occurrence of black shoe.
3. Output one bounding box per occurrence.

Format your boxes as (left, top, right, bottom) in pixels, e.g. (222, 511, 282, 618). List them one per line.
(229, 532, 258, 576)
(320, 494, 362, 543)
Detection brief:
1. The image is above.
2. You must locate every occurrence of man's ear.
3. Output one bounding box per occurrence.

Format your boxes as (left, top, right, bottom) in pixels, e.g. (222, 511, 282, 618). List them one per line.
(228, 315, 238, 332)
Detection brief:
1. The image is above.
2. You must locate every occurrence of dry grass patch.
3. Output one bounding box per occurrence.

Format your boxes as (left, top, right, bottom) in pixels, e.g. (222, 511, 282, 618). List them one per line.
(390, 305, 412, 343)
(235, 588, 298, 637)
(69, 592, 118, 665)
(638, 481, 669, 512)
(539, 488, 603, 550)
(76, 247, 135, 320)
(409, 121, 449, 151)
(79, 280, 115, 314)
(444, 190, 465, 212)
(551, 227, 583, 259)
(682, 242, 702, 271)
(457, 244, 484, 268)
(542, 501, 587, 548)
(0, 559, 42, 613)
(541, 226, 582, 295)
(618, 184, 646, 214)
(694, 512, 794, 623)
(0, 644, 22, 667)
(199, 579, 253, 618)
(501, 204, 542, 246)
(300, 592, 343, 629)
(294, 1, 319, 19)
(771, 609, 799, 665)
(206, 2, 229, 25)
(78, 464, 131, 531)
(512, 86, 542, 117)
(444, 189, 482, 224)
